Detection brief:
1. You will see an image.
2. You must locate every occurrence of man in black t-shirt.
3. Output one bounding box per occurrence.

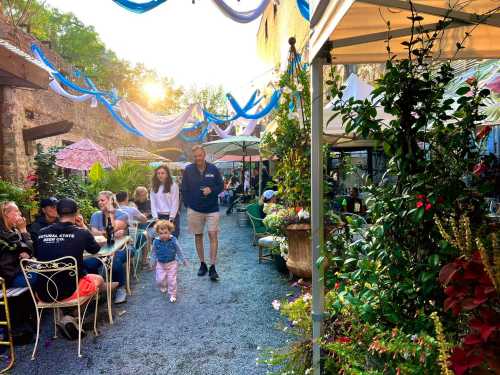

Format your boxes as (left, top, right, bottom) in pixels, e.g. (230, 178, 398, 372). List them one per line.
(35, 198, 104, 339)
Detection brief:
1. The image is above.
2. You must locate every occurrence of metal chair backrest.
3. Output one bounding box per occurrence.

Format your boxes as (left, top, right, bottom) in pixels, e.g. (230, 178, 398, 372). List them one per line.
(20, 256, 80, 304)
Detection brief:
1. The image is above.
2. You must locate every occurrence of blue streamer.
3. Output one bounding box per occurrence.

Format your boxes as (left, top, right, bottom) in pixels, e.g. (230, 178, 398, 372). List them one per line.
(227, 90, 281, 120)
(182, 121, 205, 133)
(112, 0, 167, 13)
(296, 0, 309, 20)
(32, 44, 114, 99)
(84, 75, 143, 137)
(203, 90, 263, 124)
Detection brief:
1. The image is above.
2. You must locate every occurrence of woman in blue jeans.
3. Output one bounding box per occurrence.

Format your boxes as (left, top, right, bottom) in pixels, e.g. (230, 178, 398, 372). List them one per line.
(85, 191, 129, 304)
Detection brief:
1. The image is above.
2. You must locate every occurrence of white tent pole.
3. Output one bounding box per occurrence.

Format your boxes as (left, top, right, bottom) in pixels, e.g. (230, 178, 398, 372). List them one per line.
(311, 55, 326, 375)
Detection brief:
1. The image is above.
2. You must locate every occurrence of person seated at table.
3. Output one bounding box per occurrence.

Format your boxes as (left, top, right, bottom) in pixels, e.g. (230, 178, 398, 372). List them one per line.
(260, 190, 278, 219)
(133, 186, 152, 218)
(116, 191, 147, 224)
(35, 198, 104, 340)
(0, 201, 34, 288)
(226, 176, 244, 215)
(345, 187, 366, 214)
(85, 191, 129, 304)
(28, 197, 59, 247)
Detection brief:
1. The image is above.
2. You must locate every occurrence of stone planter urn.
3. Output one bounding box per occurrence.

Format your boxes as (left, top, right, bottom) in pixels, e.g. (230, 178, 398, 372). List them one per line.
(285, 223, 338, 278)
(286, 223, 312, 278)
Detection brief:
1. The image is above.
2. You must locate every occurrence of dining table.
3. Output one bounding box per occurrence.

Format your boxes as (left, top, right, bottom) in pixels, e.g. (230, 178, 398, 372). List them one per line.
(85, 236, 130, 324)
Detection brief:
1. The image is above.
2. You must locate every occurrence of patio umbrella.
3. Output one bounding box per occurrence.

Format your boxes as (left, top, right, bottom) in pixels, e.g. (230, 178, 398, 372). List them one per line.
(203, 135, 261, 188)
(55, 138, 119, 171)
(203, 135, 260, 158)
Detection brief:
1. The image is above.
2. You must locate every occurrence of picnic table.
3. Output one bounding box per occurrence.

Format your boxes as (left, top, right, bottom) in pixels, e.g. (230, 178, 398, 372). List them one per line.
(85, 236, 129, 324)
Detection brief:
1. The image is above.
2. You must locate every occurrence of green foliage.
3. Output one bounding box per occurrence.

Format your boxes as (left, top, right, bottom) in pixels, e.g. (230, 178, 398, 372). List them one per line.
(89, 161, 153, 197)
(261, 53, 312, 209)
(181, 85, 227, 114)
(0, 180, 37, 217)
(75, 198, 96, 222)
(34, 144, 59, 199)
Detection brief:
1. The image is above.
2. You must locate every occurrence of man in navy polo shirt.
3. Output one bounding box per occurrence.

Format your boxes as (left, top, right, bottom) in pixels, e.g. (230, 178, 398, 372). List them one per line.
(181, 145, 223, 281)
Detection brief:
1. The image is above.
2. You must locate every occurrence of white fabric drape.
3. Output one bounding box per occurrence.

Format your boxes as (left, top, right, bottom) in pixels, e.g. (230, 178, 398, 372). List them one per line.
(49, 79, 98, 107)
(240, 118, 258, 136)
(118, 100, 202, 142)
(211, 0, 270, 23)
(210, 122, 236, 138)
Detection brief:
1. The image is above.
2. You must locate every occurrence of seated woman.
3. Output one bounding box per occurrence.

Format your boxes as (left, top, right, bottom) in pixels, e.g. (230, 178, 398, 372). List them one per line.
(133, 186, 152, 219)
(83, 191, 129, 304)
(0, 201, 34, 288)
(226, 176, 243, 215)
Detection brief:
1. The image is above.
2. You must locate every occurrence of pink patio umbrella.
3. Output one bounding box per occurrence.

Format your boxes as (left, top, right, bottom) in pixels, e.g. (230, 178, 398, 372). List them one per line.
(55, 138, 119, 171)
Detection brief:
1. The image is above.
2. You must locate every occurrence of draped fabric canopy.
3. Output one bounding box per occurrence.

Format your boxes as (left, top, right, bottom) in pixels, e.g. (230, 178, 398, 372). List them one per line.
(117, 101, 203, 142)
(56, 139, 119, 170)
(112, 0, 167, 13)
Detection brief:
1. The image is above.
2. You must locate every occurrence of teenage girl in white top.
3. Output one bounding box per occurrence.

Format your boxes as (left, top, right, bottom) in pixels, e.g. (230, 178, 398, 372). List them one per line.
(150, 164, 180, 238)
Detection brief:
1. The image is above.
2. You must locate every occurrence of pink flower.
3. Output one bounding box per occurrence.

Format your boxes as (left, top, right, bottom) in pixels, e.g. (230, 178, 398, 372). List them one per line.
(425, 203, 432, 211)
(416, 201, 424, 208)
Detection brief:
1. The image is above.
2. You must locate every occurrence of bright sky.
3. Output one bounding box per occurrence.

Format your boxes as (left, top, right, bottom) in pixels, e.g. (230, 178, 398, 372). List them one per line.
(44, 0, 272, 101)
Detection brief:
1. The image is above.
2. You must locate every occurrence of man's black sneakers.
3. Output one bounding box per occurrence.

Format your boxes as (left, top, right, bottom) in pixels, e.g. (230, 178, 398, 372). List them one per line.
(209, 265, 219, 281)
(198, 262, 208, 276)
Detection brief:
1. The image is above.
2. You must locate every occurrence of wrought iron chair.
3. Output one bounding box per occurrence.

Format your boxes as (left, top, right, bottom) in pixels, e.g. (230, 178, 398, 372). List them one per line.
(129, 221, 148, 280)
(246, 203, 270, 246)
(21, 256, 99, 359)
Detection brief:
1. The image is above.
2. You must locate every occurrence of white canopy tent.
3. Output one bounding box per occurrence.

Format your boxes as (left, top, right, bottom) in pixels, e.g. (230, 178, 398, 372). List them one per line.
(308, 1, 500, 374)
(323, 73, 393, 146)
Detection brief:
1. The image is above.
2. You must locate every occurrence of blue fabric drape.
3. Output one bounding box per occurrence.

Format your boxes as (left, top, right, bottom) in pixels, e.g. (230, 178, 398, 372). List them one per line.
(227, 90, 281, 120)
(83, 76, 144, 137)
(203, 90, 262, 124)
(211, 0, 270, 23)
(32, 44, 115, 99)
(296, 0, 309, 20)
(112, 0, 167, 13)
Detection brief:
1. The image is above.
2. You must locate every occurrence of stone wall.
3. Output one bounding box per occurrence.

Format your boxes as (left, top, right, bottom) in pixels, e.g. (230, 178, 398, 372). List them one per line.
(0, 84, 157, 181)
(0, 13, 188, 182)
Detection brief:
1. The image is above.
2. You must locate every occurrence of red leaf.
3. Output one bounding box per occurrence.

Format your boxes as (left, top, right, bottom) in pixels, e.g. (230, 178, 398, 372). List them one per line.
(479, 324, 496, 342)
(463, 334, 481, 345)
(462, 298, 480, 311)
(440, 263, 461, 285)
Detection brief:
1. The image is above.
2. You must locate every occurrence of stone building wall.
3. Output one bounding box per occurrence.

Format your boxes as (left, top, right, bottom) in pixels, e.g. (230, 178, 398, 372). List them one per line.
(0, 13, 187, 182)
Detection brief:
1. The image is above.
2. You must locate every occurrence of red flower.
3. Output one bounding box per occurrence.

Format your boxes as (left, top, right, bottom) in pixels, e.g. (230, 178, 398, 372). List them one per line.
(334, 282, 340, 290)
(473, 162, 487, 176)
(437, 196, 445, 204)
(335, 336, 351, 344)
(425, 203, 432, 211)
(476, 125, 492, 141)
(466, 76, 477, 86)
(416, 201, 424, 208)
(416, 194, 426, 199)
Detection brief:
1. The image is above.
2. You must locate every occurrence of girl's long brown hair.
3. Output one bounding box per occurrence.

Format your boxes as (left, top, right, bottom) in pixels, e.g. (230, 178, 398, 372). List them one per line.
(152, 165, 173, 194)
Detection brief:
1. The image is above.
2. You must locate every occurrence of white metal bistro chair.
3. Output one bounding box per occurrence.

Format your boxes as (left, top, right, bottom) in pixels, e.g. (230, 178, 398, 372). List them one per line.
(20, 256, 99, 359)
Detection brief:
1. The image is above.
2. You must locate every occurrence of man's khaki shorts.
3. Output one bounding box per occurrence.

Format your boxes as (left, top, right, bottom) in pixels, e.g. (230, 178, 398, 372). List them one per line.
(187, 208, 220, 234)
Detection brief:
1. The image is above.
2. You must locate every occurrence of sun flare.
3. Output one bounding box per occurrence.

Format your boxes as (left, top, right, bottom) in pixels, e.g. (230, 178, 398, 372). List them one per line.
(143, 82, 165, 102)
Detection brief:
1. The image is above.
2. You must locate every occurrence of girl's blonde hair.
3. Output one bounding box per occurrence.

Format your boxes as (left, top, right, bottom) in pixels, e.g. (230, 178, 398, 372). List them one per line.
(154, 219, 175, 234)
(133, 186, 149, 202)
(98, 191, 119, 209)
(0, 201, 17, 228)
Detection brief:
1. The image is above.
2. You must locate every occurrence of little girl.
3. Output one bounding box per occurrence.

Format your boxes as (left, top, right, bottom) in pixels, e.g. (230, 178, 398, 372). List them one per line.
(151, 220, 187, 302)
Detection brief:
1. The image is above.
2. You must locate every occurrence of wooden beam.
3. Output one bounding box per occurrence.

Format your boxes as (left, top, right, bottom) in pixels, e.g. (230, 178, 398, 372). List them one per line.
(358, 0, 500, 28)
(0, 43, 49, 89)
(331, 20, 466, 48)
(23, 121, 73, 141)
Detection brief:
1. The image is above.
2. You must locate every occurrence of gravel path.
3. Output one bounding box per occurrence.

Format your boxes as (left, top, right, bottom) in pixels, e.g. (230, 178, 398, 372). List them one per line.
(12, 209, 291, 375)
